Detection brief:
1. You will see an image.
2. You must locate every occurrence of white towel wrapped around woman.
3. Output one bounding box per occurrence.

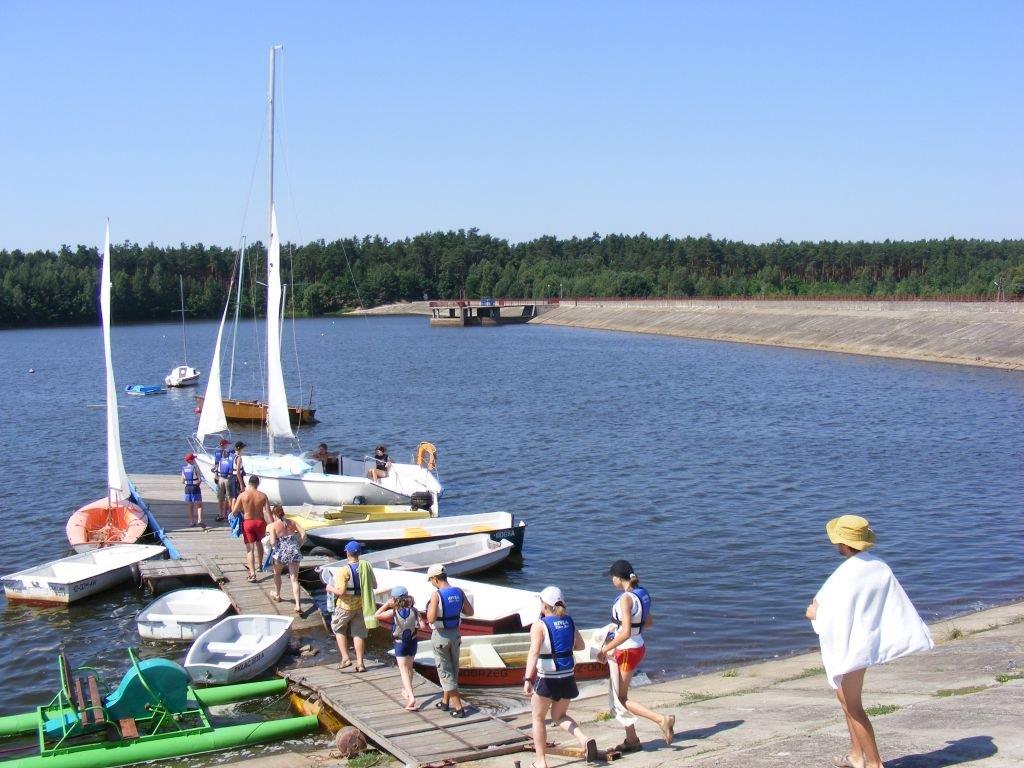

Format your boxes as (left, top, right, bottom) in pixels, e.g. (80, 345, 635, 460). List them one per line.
(811, 550, 933, 689)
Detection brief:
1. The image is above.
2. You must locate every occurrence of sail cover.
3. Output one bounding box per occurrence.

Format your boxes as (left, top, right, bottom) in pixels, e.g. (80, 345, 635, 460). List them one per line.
(101, 223, 131, 500)
(265, 205, 294, 441)
(195, 284, 231, 442)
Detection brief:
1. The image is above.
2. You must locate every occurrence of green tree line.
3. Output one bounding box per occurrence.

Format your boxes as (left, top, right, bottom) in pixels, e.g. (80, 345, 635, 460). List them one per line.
(2, 231, 1023, 327)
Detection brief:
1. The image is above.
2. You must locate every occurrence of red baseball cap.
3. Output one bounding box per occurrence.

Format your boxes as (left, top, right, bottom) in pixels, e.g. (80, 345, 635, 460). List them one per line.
(184, 452, 196, 462)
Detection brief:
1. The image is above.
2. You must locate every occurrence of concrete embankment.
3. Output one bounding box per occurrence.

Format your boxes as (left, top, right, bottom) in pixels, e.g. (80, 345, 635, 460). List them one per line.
(532, 299, 1024, 370)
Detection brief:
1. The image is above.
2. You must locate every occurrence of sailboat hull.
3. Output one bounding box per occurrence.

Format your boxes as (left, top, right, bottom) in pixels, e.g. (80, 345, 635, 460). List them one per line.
(194, 395, 316, 425)
(66, 499, 149, 552)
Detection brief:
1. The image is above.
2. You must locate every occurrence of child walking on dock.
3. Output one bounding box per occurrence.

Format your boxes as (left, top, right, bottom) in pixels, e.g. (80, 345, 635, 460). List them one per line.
(375, 585, 427, 710)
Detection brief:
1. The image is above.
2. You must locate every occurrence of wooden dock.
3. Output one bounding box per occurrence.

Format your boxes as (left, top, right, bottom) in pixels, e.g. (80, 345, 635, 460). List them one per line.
(284, 662, 530, 766)
(131, 473, 328, 633)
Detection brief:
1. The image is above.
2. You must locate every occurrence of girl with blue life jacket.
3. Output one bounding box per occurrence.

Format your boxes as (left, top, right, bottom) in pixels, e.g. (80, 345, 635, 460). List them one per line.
(375, 585, 427, 711)
(597, 560, 674, 753)
(181, 453, 204, 527)
(524, 586, 598, 767)
(426, 564, 474, 718)
(212, 438, 236, 521)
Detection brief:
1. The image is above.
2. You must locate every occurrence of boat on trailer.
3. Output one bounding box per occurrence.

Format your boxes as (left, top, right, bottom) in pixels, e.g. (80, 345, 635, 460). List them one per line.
(408, 626, 610, 687)
(305, 511, 526, 554)
(136, 588, 233, 642)
(2, 544, 166, 605)
(184, 614, 293, 684)
(322, 533, 514, 578)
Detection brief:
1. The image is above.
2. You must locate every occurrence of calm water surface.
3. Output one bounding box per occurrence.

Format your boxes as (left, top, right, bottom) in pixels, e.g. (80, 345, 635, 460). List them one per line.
(0, 316, 1021, 713)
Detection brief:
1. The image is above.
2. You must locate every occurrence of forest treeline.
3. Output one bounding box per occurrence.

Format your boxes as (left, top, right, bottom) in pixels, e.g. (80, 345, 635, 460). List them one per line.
(2, 231, 1023, 327)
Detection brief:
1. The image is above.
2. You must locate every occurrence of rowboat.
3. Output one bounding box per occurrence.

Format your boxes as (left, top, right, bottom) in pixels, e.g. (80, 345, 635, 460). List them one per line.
(320, 566, 540, 637)
(285, 502, 432, 531)
(124, 384, 165, 396)
(305, 511, 526, 555)
(185, 615, 293, 684)
(1, 544, 166, 605)
(0, 648, 316, 768)
(408, 626, 610, 687)
(66, 500, 148, 553)
(323, 534, 514, 578)
(136, 589, 233, 642)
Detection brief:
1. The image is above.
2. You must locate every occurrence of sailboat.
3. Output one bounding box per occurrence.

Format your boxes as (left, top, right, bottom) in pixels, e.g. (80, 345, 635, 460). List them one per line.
(191, 46, 442, 512)
(66, 224, 150, 552)
(165, 275, 201, 387)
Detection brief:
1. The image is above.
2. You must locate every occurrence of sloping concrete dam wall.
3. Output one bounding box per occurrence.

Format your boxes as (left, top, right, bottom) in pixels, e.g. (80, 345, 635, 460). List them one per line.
(530, 300, 1024, 370)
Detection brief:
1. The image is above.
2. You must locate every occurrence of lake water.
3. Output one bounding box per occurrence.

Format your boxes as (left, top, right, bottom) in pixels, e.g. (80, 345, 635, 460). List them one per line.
(0, 315, 1022, 714)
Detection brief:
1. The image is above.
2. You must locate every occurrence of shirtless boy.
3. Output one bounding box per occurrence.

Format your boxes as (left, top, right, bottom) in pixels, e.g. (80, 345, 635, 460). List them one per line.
(232, 475, 272, 582)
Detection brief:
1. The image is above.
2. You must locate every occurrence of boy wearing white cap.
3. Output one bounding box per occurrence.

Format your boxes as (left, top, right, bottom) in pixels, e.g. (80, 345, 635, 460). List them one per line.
(425, 564, 474, 717)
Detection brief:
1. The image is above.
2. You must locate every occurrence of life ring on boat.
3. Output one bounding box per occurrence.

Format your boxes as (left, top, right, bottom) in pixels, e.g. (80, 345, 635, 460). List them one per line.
(415, 441, 438, 470)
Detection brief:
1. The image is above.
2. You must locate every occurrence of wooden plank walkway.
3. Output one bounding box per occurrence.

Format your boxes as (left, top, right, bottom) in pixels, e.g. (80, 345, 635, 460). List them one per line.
(284, 662, 530, 766)
(131, 473, 328, 633)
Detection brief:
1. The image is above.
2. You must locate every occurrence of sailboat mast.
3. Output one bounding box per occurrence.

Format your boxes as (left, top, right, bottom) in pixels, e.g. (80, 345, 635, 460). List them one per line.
(228, 237, 245, 399)
(178, 274, 188, 364)
(267, 44, 282, 454)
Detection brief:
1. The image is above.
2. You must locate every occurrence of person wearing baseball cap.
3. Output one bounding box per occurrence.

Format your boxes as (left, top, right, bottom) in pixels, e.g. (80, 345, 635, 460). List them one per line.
(181, 452, 204, 528)
(374, 584, 427, 711)
(806, 515, 932, 768)
(598, 560, 674, 752)
(524, 586, 598, 765)
(325, 541, 377, 672)
(426, 564, 474, 717)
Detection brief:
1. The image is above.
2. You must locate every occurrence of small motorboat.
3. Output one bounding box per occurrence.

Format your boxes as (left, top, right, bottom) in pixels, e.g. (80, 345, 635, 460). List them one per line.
(185, 615, 293, 684)
(137, 588, 233, 641)
(2, 544, 166, 605)
(324, 534, 514, 578)
(125, 384, 165, 396)
(285, 502, 432, 531)
(66, 498, 149, 552)
(408, 626, 610, 687)
(320, 566, 540, 637)
(305, 511, 526, 555)
(165, 364, 201, 387)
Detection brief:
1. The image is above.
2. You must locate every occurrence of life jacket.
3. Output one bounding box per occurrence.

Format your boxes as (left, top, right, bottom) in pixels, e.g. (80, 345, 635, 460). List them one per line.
(393, 606, 419, 642)
(538, 615, 576, 678)
(612, 587, 651, 637)
(182, 464, 199, 490)
(435, 586, 464, 629)
(216, 449, 235, 476)
(344, 563, 361, 596)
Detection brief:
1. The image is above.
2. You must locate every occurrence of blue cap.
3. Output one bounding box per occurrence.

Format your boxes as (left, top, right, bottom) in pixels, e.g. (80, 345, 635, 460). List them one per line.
(391, 585, 408, 598)
(344, 541, 361, 555)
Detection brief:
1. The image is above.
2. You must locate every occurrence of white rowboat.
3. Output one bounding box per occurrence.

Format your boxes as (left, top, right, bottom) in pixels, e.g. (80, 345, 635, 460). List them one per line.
(325, 534, 514, 578)
(1, 544, 166, 605)
(185, 614, 293, 684)
(137, 588, 233, 641)
(306, 511, 526, 554)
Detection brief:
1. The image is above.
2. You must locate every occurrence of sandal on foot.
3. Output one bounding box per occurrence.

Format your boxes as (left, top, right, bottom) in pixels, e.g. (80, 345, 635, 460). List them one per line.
(435, 701, 450, 712)
(449, 707, 467, 718)
(354, 664, 366, 673)
(585, 738, 599, 764)
(338, 660, 353, 669)
(830, 758, 856, 768)
(613, 740, 643, 754)
(660, 714, 675, 743)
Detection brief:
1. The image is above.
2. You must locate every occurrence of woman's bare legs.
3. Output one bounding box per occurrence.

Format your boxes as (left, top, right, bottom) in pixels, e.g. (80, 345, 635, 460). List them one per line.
(272, 561, 282, 600)
(288, 562, 301, 611)
(530, 693, 552, 768)
(836, 668, 882, 768)
(616, 665, 674, 745)
(397, 655, 417, 709)
(550, 697, 590, 749)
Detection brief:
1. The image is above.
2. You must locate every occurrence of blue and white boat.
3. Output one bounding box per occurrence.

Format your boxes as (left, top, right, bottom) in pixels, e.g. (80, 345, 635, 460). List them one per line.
(125, 384, 165, 396)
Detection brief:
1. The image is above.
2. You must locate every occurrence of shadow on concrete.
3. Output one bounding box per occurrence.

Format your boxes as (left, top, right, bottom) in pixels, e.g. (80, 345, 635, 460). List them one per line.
(888, 736, 997, 767)
(674, 720, 744, 742)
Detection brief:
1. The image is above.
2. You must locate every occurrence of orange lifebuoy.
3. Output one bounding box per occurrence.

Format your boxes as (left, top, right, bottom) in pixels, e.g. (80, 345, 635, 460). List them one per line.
(415, 441, 438, 470)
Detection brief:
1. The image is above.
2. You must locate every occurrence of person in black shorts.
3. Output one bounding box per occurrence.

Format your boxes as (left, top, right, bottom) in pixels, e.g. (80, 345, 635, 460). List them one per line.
(524, 586, 598, 766)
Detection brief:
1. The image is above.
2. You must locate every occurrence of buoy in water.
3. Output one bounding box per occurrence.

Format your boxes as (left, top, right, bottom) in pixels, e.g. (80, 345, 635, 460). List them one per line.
(194, 407, 201, 414)
(28, 368, 35, 374)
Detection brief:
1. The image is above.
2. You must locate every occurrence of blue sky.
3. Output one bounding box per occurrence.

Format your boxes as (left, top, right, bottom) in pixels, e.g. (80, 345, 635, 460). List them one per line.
(1, 1, 1021, 250)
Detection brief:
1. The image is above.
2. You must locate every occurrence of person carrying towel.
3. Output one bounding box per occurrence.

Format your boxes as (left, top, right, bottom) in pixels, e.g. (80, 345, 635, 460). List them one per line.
(426, 564, 474, 717)
(326, 541, 377, 672)
(806, 515, 933, 768)
(524, 586, 598, 767)
(375, 585, 428, 711)
(597, 559, 674, 753)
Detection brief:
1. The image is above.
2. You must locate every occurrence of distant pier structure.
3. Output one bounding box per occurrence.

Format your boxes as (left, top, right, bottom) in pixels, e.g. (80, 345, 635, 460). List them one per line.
(429, 298, 559, 326)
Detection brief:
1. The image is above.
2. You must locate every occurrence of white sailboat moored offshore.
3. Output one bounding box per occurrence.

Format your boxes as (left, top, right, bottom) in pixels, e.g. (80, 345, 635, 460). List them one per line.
(191, 46, 442, 512)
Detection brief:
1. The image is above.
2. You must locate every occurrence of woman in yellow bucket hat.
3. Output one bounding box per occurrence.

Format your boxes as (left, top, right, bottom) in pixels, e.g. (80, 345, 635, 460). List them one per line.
(806, 515, 933, 768)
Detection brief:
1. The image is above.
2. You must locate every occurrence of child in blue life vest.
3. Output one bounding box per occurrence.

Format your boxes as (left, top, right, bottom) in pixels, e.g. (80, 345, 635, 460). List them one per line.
(181, 453, 204, 527)
(374, 585, 428, 711)
(524, 586, 597, 767)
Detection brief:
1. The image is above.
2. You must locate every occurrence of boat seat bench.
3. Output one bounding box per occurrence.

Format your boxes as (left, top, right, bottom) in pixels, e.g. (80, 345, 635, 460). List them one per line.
(469, 645, 506, 668)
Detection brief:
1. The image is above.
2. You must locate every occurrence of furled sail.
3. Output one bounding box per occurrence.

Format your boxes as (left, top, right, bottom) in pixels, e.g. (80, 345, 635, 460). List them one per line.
(265, 205, 294, 442)
(101, 223, 131, 500)
(195, 284, 231, 442)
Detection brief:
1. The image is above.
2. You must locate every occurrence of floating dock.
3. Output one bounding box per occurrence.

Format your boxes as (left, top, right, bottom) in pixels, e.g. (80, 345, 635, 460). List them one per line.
(284, 662, 530, 765)
(429, 299, 558, 326)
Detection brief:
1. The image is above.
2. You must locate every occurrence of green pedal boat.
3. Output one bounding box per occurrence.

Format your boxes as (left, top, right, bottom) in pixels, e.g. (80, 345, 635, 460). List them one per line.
(0, 650, 317, 768)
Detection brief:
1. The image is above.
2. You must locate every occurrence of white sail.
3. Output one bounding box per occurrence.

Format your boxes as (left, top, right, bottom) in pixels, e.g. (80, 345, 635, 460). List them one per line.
(265, 205, 293, 441)
(101, 223, 131, 500)
(195, 289, 231, 442)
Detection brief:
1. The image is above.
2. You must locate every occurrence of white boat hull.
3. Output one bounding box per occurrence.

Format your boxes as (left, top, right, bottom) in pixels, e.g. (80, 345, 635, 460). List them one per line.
(137, 588, 233, 641)
(346, 534, 514, 577)
(1, 544, 166, 605)
(185, 615, 292, 684)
